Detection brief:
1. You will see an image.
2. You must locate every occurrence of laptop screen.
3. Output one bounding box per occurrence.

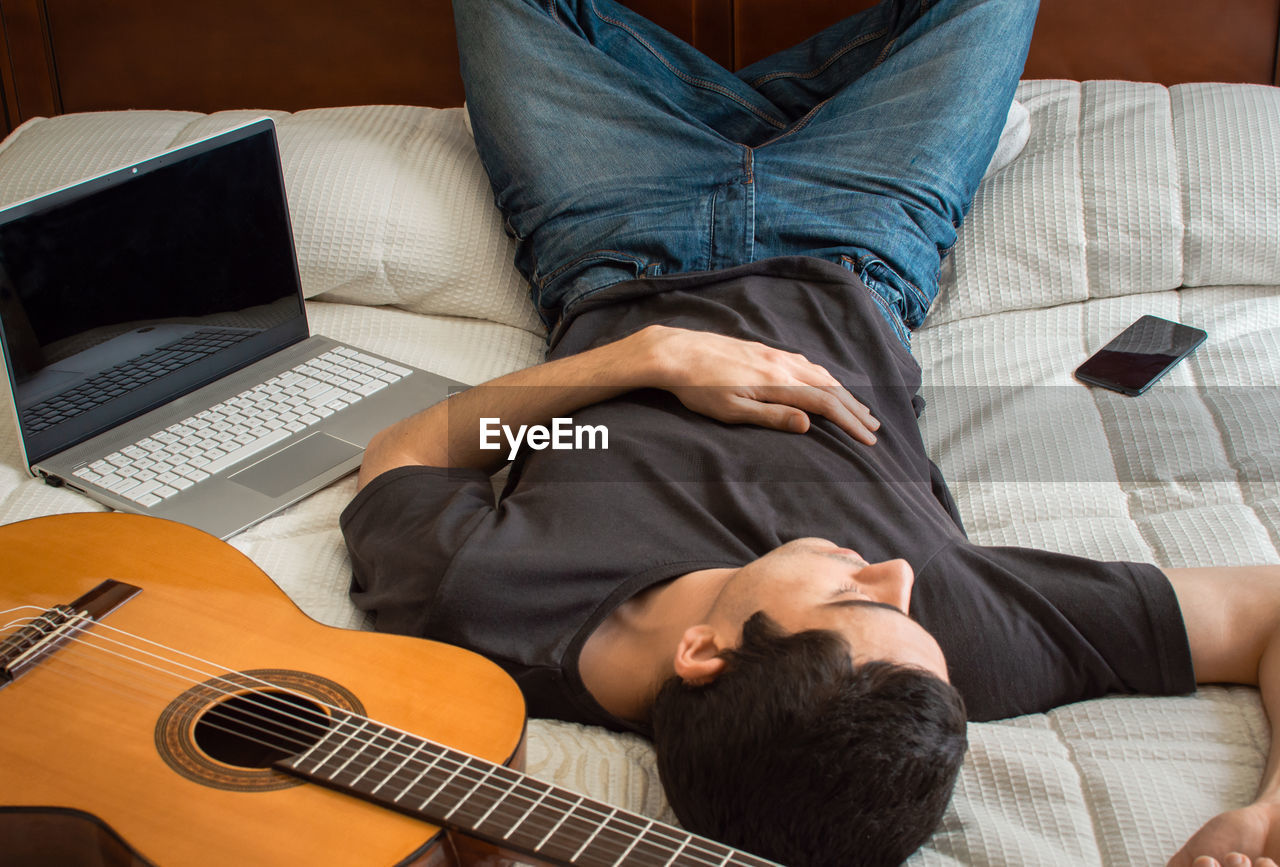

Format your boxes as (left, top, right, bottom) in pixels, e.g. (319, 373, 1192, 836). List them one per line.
(0, 120, 309, 464)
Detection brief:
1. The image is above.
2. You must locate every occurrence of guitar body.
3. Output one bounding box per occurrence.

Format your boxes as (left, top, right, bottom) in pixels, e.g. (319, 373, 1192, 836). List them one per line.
(0, 513, 528, 866)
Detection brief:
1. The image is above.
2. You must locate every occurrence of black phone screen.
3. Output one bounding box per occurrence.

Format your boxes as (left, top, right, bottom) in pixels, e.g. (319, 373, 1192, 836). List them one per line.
(1074, 315, 1207, 395)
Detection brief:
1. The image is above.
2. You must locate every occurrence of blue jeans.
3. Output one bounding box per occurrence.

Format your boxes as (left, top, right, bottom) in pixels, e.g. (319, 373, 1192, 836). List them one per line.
(454, 0, 1038, 346)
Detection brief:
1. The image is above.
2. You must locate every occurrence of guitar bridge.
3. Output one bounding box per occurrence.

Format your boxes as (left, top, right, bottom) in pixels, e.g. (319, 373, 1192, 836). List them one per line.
(1, 579, 141, 686)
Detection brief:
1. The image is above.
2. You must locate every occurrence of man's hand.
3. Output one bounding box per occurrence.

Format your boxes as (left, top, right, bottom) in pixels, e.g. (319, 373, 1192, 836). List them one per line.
(358, 323, 879, 486)
(1166, 567, 1280, 867)
(642, 325, 880, 444)
(1167, 802, 1280, 867)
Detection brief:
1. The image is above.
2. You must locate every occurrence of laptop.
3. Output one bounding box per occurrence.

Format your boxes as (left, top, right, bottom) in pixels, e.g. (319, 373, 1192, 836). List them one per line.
(0, 118, 464, 539)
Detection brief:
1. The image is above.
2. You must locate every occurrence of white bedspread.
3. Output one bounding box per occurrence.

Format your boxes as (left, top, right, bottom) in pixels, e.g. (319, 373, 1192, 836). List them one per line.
(2, 79, 1278, 865)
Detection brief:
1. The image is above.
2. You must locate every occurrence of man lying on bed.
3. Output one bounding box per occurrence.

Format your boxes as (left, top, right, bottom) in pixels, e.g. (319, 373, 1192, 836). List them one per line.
(341, 0, 1280, 865)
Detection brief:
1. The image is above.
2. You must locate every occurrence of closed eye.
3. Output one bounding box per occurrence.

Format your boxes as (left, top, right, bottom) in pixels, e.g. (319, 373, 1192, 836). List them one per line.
(824, 598, 905, 616)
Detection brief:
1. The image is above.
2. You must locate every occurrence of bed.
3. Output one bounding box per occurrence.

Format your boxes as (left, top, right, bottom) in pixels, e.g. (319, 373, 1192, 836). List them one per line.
(2, 1, 1280, 864)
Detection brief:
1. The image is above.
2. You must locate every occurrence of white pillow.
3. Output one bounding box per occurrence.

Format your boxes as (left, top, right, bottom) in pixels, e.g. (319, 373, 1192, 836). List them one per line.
(983, 99, 1031, 178)
(0, 107, 545, 336)
(931, 81, 1280, 328)
(283, 105, 543, 334)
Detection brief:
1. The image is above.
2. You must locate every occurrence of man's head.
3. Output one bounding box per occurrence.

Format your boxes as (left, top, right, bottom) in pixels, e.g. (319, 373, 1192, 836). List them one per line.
(671, 537, 950, 683)
(649, 539, 967, 866)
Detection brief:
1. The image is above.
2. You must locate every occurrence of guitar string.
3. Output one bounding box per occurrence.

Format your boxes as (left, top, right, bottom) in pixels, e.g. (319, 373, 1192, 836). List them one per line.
(53, 623, 763, 867)
(14, 620, 729, 867)
(5, 605, 661, 847)
(27, 653, 724, 867)
(4, 614, 772, 867)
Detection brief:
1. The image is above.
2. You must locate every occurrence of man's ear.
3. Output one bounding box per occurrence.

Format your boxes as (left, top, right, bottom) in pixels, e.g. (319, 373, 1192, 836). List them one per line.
(673, 624, 728, 685)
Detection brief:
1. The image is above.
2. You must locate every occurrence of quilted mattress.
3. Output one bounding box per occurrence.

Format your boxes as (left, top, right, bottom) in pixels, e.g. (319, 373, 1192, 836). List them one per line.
(1, 79, 1279, 865)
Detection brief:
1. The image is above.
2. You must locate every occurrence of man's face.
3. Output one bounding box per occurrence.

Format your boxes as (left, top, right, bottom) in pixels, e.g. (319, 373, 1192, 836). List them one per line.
(710, 537, 950, 681)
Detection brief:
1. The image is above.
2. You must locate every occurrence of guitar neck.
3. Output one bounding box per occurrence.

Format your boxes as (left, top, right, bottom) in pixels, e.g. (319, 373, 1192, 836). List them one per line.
(276, 710, 776, 867)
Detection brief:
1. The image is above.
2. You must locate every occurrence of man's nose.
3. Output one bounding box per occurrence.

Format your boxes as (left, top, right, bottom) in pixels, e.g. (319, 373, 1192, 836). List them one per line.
(860, 559, 915, 612)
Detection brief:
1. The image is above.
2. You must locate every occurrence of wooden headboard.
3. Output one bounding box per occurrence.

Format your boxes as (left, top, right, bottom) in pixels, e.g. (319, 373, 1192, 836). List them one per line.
(3, 0, 1279, 137)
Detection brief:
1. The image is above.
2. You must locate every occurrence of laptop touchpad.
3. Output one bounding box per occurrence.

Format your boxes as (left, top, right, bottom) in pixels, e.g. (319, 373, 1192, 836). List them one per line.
(229, 432, 361, 498)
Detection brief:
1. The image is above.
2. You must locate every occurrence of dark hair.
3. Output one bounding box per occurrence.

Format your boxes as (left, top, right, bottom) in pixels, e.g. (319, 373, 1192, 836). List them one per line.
(650, 611, 967, 867)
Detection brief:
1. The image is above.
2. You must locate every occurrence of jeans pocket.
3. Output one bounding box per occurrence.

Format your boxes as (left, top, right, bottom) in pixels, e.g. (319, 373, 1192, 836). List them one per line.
(861, 257, 935, 331)
(534, 249, 653, 326)
(842, 254, 914, 349)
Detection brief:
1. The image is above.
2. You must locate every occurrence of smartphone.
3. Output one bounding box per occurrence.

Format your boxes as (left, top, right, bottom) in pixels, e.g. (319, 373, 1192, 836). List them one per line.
(1074, 315, 1207, 396)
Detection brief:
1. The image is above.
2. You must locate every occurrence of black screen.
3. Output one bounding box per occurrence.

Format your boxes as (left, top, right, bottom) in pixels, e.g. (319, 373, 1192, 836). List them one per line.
(0, 121, 308, 463)
(1075, 315, 1207, 395)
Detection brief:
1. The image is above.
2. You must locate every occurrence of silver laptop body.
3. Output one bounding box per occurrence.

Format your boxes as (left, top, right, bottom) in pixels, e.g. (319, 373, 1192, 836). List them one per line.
(0, 118, 462, 539)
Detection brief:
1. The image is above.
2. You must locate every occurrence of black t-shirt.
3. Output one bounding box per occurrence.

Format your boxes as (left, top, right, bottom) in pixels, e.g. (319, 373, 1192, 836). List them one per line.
(341, 256, 1195, 732)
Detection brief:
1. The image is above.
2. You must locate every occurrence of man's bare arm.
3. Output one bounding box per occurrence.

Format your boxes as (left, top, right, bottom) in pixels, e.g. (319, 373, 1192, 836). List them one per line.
(357, 324, 879, 489)
(1166, 565, 1280, 867)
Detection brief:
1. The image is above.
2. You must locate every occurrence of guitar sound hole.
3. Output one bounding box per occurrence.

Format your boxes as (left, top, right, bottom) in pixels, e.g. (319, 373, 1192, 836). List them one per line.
(194, 690, 330, 769)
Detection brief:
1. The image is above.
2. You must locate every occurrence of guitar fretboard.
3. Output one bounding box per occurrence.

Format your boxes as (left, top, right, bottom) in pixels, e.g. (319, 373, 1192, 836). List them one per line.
(277, 710, 777, 867)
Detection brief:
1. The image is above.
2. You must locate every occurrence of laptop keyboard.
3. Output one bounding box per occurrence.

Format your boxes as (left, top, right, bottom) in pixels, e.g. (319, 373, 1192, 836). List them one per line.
(25, 328, 254, 433)
(70, 347, 412, 508)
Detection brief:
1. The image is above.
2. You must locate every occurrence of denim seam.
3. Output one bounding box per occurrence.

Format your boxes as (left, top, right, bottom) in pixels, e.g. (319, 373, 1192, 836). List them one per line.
(901, 270, 932, 320)
(706, 188, 719, 271)
(503, 211, 524, 242)
(844, 254, 915, 347)
(746, 28, 889, 86)
(536, 248, 645, 288)
(742, 147, 756, 261)
(586, 0, 788, 130)
(867, 283, 913, 350)
(872, 36, 897, 69)
(858, 253, 931, 320)
(753, 17, 900, 145)
(757, 96, 832, 147)
(556, 271, 650, 331)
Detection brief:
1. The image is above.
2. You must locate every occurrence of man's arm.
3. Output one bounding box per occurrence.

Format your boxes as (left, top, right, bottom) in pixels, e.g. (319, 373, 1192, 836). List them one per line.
(357, 324, 879, 489)
(1165, 566, 1280, 867)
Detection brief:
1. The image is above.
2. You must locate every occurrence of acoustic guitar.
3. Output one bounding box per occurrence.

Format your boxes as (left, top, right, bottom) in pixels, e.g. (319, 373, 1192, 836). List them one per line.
(0, 512, 776, 867)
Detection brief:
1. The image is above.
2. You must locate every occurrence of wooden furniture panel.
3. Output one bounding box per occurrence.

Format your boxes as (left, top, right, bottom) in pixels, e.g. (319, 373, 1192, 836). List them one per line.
(731, 0, 1280, 86)
(0, 0, 59, 134)
(0, 0, 708, 134)
(1022, 0, 1280, 85)
(42, 0, 464, 115)
(732, 0, 879, 70)
(1, 0, 1279, 137)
